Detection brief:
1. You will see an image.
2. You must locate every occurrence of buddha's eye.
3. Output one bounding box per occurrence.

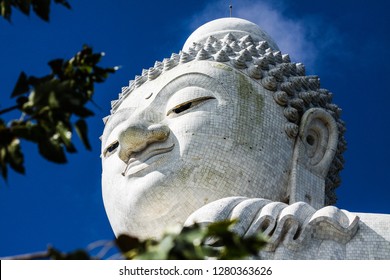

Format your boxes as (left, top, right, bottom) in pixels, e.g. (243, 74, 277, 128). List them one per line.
(104, 140, 119, 158)
(167, 96, 215, 117)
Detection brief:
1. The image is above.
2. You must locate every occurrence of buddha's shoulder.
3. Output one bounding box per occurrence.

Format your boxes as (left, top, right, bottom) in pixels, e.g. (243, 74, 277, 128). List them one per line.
(342, 212, 390, 259)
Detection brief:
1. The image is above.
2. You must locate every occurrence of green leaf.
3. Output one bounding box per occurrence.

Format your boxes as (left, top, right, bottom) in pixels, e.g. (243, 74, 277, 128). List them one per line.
(31, 0, 51, 21)
(7, 139, 25, 174)
(48, 91, 60, 108)
(65, 142, 77, 153)
(48, 247, 91, 260)
(30, 77, 58, 108)
(73, 107, 94, 118)
(1, 0, 70, 22)
(48, 58, 64, 76)
(75, 119, 91, 150)
(11, 121, 45, 143)
(28, 74, 53, 86)
(18, 0, 31, 15)
(38, 138, 67, 163)
(135, 236, 174, 260)
(53, 0, 71, 10)
(16, 96, 29, 108)
(11, 124, 31, 140)
(0, 0, 12, 21)
(115, 234, 142, 254)
(11, 72, 30, 97)
(56, 121, 72, 147)
(0, 147, 8, 180)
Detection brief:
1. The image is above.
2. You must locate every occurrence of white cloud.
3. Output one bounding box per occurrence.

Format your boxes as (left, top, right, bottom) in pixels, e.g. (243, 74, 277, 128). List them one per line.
(189, 0, 344, 73)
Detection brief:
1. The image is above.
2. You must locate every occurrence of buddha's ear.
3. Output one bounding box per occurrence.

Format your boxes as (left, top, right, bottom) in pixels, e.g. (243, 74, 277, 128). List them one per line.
(288, 108, 338, 209)
(297, 108, 339, 176)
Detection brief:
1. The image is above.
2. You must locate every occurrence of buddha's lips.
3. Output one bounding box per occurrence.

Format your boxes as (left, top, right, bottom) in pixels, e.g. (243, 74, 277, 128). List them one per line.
(121, 144, 175, 176)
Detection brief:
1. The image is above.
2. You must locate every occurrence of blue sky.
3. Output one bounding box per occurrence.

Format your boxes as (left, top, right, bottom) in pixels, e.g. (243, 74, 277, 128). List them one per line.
(1, 0, 390, 257)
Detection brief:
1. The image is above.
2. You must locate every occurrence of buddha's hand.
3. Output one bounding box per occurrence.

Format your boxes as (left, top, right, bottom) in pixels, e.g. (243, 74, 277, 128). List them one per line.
(183, 196, 277, 238)
(184, 196, 359, 248)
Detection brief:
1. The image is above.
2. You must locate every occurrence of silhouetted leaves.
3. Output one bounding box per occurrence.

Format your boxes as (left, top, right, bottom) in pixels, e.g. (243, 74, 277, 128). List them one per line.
(4, 220, 267, 260)
(11, 72, 29, 97)
(54, 0, 70, 10)
(6, 138, 25, 174)
(32, 0, 51, 21)
(48, 59, 64, 75)
(115, 220, 268, 260)
(0, 120, 25, 180)
(0, 45, 116, 184)
(47, 246, 92, 260)
(75, 119, 91, 150)
(0, 0, 116, 186)
(38, 138, 67, 163)
(0, 0, 71, 22)
(116, 234, 143, 255)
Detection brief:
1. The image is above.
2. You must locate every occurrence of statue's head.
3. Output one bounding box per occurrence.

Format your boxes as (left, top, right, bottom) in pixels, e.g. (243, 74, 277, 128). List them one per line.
(101, 18, 346, 239)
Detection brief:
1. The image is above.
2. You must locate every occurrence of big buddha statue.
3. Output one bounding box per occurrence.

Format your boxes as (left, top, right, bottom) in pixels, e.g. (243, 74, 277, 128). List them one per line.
(101, 18, 390, 259)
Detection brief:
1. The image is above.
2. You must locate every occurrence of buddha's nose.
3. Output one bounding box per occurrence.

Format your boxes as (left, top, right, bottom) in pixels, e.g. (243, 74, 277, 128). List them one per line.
(117, 123, 170, 163)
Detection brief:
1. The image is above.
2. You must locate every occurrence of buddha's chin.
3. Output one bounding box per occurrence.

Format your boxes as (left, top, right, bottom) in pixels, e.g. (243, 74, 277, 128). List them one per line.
(105, 182, 190, 239)
(111, 202, 189, 240)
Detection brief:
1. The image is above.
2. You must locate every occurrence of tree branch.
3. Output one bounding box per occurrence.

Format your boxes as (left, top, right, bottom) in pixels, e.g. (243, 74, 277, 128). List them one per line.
(0, 105, 19, 115)
(1, 250, 50, 260)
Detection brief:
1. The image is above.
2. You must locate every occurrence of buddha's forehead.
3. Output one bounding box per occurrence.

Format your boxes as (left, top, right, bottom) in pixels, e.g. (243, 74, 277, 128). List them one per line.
(116, 60, 260, 111)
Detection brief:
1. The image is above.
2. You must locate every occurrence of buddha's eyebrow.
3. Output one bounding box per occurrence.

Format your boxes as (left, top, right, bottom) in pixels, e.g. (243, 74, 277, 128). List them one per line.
(102, 108, 135, 145)
(151, 73, 211, 104)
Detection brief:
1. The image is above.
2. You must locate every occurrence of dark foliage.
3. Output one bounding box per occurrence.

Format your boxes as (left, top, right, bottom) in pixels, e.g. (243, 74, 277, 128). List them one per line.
(5, 220, 267, 260)
(0, 46, 116, 184)
(115, 220, 267, 260)
(0, 0, 71, 22)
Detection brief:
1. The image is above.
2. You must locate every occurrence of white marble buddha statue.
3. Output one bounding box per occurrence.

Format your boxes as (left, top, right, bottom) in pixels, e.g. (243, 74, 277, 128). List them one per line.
(101, 18, 390, 259)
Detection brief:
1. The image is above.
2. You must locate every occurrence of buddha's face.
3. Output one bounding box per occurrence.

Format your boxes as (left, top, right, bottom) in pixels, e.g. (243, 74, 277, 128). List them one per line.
(101, 61, 293, 238)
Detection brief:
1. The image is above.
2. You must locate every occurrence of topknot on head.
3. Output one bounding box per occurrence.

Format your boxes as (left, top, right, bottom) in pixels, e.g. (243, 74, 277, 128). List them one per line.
(183, 17, 279, 51)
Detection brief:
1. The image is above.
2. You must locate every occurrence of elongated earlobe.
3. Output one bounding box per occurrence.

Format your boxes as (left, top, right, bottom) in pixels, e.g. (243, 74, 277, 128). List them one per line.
(288, 108, 339, 209)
